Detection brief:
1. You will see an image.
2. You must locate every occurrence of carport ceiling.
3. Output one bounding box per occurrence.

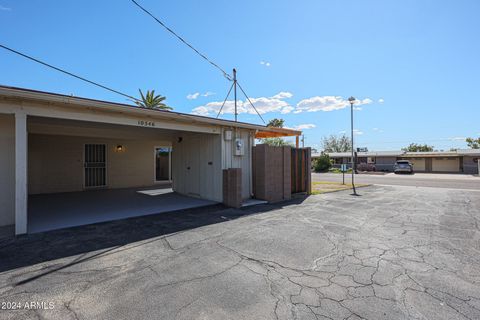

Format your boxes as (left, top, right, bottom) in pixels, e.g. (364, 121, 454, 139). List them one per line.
(28, 116, 186, 139)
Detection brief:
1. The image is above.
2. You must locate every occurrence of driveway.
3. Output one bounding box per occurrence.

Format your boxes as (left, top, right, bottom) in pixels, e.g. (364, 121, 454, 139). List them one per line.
(313, 172, 480, 190)
(1, 185, 480, 319)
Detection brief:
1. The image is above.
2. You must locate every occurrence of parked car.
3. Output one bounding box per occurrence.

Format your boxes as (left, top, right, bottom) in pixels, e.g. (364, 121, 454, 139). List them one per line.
(394, 160, 413, 174)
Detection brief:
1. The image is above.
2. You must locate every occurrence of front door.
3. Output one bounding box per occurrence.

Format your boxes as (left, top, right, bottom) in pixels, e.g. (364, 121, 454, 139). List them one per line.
(155, 147, 172, 182)
(84, 144, 107, 188)
(186, 137, 200, 197)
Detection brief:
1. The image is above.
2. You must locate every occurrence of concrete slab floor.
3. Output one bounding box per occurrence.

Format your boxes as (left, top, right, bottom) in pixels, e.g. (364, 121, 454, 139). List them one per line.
(28, 186, 217, 233)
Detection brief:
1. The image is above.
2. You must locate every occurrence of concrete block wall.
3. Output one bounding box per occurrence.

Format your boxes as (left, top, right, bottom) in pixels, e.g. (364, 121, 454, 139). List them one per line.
(223, 168, 242, 208)
(28, 134, 171, 194)
(253, 144, 291, 203)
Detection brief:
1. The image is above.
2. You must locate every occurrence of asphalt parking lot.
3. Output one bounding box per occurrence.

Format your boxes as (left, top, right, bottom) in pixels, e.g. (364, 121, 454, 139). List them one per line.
(313, 172, 480, 190)
(1, 185, 480, 319)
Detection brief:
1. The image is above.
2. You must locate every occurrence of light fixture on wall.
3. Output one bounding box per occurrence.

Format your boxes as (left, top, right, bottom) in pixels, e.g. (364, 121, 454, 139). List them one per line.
(116, 145, 124, 152)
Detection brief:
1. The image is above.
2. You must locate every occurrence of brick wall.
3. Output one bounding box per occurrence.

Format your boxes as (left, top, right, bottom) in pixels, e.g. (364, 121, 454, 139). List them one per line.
(222, 168, 242, 208)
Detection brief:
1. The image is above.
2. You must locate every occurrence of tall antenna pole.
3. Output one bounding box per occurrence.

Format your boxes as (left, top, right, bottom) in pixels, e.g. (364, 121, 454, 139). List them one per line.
(233, 68, 237, 122)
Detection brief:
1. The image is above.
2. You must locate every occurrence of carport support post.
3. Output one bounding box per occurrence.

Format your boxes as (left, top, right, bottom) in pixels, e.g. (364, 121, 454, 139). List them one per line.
(15, 112, 28, 235)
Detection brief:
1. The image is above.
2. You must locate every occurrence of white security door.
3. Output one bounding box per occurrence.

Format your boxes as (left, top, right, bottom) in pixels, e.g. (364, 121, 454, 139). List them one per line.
(84, 144, 107, 188)
(432, 158, 460, 172)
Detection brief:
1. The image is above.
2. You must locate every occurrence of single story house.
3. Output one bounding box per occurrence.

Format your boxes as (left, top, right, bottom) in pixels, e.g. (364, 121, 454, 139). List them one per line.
(313, 150, 480, 174)
(0, 85, 301, 235)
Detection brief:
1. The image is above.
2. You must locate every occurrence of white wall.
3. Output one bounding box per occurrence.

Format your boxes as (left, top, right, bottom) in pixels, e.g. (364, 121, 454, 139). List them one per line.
(221, 128, 254, 200)
(28, 134, 172, 194)
(0, 114, 15, 226)
(172, 132, 222, 202)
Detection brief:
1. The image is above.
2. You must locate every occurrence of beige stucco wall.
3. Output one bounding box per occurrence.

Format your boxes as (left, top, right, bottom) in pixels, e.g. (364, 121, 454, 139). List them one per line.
(0, 114, 15, 226)
(28, 134, 172, 194)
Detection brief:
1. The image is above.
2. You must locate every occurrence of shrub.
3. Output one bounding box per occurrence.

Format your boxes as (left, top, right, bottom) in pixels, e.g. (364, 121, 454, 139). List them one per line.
(357, 163, 376, 172)
(313, 154, 332, 172)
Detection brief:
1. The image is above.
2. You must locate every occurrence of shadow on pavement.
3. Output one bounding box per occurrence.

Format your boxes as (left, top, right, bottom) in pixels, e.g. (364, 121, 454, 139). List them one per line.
(0, 197, 307, 273)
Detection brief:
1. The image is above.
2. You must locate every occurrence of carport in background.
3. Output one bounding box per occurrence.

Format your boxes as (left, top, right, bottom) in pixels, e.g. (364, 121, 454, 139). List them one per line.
(409, 158, 426, 172)
(432, 157, 460, 172)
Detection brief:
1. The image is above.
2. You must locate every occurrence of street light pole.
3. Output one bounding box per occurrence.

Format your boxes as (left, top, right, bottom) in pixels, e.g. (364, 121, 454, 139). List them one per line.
(348, 96, 357, 195)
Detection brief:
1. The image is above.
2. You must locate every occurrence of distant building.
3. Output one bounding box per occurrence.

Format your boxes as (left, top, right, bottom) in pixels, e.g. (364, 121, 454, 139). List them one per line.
(313, 150, 480, 174)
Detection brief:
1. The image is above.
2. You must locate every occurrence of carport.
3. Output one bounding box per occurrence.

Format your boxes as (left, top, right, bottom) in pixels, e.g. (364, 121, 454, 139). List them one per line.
(0, 85, 301, 235)
(25, 114, 223, 234)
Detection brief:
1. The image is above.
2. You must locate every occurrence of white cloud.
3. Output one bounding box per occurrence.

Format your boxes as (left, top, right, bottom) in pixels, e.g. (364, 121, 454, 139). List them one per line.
(192, 92, 378, 117)
(339, 129, 362, 135)
(0, 5, 11, 11)
(260, 61, 271, 67)
(372, 127, 384, 133)
(294, 96, 373, 113)
(272, 91, 293, 99)
(353, 129, 363, 135)
(353, 107, 362, 111)
(378, 98, 385, 104)
(287, 124, 316, 131)
(192, 92, 292, 116)
(187, 91, 215, 100)
(280, 106, 294, 114)
(448, 137, 466, 141)
(187, 92, 200, 100)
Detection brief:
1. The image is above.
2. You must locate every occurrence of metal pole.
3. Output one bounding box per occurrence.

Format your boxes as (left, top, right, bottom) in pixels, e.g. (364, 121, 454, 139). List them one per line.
(233, 68, 237, 122)
(302, 134, 305, 148)
(350, 101, 357, 195)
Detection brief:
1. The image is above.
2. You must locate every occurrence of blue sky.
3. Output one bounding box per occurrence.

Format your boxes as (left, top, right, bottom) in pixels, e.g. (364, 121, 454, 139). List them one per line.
(1, 0, 479, 150)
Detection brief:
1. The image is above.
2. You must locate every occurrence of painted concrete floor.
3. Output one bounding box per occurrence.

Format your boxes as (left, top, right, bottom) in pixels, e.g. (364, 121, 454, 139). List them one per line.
(28, 186, 217, 233)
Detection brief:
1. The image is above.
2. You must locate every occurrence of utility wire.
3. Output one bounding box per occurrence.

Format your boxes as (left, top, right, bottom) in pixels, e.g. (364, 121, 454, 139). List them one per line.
(237, 81, 266, 124)
(0, 44, 139, 102)
(216, 82, 234, 118)
(130, 0, 232, 81)
(130, 0, 269, 124)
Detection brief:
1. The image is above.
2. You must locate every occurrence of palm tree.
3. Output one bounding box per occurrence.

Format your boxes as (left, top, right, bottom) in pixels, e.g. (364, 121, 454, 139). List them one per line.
(134, 89, 172, 110)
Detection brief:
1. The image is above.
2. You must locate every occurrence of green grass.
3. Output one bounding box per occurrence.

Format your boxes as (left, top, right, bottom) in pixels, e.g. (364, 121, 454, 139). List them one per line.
(326, 168, 352, 174)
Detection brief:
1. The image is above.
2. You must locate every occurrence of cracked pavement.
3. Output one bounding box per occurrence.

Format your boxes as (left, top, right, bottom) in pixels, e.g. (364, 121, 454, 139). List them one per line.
(1, 185, 480, 319)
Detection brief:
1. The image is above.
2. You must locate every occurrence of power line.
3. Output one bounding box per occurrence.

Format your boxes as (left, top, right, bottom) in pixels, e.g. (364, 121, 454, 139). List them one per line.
(130, 1, 269, 124)
(216, 82, 234, 118)
(0, 44, 139, 102)
(130, 0, 232, 81)
(237, 81, 266, 124)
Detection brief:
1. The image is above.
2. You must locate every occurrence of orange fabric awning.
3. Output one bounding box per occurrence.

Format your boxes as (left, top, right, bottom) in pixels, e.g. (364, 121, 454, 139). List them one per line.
(255, 127, 301, 139)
